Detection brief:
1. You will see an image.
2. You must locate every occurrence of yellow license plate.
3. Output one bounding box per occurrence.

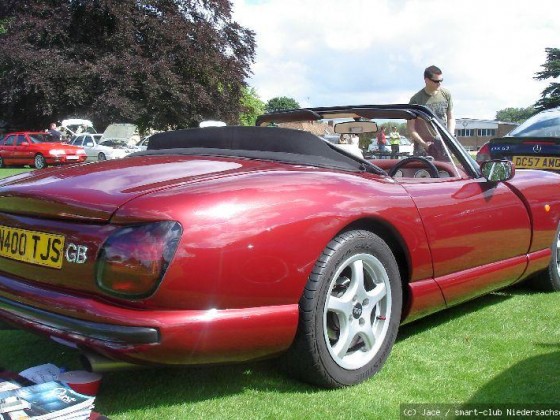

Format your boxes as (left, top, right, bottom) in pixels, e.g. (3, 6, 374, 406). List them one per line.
(0, 225, 65, 269)
(513, 156, 560, 170)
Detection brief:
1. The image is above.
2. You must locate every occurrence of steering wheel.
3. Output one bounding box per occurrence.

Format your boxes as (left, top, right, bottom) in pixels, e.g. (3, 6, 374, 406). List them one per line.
(387, 156, 440, 178)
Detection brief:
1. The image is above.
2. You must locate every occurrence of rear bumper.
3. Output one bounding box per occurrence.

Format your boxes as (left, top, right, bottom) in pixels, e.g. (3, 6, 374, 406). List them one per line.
(0, 296, 159, 344)
(0, 274, 299, 366)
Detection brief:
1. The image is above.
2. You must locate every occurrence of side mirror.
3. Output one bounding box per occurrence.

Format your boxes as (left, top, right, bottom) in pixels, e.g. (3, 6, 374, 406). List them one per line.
(480, 160, 515, 182)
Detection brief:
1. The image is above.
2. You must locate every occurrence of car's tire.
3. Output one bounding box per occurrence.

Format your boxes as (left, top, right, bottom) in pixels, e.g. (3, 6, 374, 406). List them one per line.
(530, 222, 560, 291)
(0, 156, 4, 168)
(285, 230, 402, 388)
(34, 154, 47, 169)
(97, 153, 106, 161)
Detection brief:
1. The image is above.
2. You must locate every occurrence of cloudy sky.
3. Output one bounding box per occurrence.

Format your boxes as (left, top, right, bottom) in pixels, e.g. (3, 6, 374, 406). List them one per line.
(232, 0, 559, 120)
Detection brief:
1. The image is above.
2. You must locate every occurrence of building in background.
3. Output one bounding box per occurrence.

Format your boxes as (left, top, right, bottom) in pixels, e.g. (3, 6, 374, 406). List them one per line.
(455, 118, 518, 151)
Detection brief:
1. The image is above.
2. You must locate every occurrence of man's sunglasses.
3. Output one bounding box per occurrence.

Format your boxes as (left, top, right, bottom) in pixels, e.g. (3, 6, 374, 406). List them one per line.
(429, 78, 443, 84)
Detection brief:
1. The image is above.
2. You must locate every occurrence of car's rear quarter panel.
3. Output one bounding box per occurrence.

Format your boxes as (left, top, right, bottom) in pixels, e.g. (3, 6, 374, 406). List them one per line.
(113, 168, 433, 310)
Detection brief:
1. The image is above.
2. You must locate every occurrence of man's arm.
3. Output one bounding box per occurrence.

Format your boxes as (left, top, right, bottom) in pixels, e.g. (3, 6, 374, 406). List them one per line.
(447, 109, 455, 134)
(407, 119, 428, 149)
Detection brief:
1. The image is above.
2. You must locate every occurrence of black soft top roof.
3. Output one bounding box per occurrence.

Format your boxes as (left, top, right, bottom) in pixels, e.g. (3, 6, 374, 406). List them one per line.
(132, 126, 383, 174)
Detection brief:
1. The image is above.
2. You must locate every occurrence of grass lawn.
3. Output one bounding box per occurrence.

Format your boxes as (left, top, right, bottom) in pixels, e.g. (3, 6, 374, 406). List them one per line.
(1, 284, 559, 419)
(0, 167, 33, 177)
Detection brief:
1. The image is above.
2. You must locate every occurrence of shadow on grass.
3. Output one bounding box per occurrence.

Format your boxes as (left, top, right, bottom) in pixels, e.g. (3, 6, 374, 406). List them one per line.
(466, 348, 560, 404)
(397, 281, 540, 342)
(0, 331, 315, 415)
(96, 360, 312, 415)
(0, 329, 314, 415)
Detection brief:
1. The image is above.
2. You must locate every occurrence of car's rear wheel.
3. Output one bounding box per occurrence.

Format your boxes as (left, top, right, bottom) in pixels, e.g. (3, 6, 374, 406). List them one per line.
(34, 154, 47, 169)
(531, 222, 560, 291)
(98, 153, 106, 161)
(285, 230, 402, 388)
(0, 156, 5, 168)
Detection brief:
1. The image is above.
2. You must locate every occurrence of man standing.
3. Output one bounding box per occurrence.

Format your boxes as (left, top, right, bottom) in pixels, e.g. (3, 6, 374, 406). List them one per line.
(48, 123, 62, 141)
(389, 126, 400, 158)
(376, 126, 387, 156)
(408, 65, 454, 155)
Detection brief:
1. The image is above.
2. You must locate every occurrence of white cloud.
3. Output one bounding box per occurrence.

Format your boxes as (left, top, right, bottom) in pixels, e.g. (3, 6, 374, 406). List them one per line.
(233, 0, 559, 119)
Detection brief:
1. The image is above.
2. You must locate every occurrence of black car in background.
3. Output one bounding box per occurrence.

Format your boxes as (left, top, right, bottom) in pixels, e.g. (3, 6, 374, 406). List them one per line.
(477, 107, 560, 171)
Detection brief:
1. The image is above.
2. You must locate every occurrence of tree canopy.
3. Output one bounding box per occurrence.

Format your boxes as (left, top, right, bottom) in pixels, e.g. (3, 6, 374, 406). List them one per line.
(534, 47, 560, 112)
(239, 87, 265, 126)
(0, 0, 255, 132)
(495, 106, 535, 124)
(264, 96, 300, 113)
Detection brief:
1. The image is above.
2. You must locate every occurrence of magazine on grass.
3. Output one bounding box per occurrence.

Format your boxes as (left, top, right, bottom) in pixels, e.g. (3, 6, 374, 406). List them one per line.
(0, 370, 34, 393)
(0, 381, 94, 419)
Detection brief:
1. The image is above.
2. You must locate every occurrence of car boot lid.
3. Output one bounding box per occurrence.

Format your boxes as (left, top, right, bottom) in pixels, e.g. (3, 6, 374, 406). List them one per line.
(0, 155, 250, 222)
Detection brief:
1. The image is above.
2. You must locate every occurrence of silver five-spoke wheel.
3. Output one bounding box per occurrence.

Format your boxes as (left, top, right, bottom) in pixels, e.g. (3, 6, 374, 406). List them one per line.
(285, 230, 402, 388)
(324, 253, 392, 370)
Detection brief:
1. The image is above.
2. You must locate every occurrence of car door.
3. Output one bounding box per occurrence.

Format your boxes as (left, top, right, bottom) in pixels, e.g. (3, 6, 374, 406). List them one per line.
(397, 122, 531, 306)
(85, 134, 103, 161)
(84, 135, 99, 160)
(72, 135, 90, 160)
(401, 178, 530, 305)
(15, 134, 33, 164)
(1, 135, 16, 164)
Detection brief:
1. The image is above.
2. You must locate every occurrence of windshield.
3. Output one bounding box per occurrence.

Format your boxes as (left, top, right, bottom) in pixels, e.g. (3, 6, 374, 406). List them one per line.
(508, 109, 560, 138)
(400, 136, 412, 145)
(101, 139, 130, 148)
(29, 134, 57, 143)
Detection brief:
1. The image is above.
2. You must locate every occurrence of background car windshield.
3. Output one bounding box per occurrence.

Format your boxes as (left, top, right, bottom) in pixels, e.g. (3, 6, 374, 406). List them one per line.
(29, 134, 55, 143)
(101, 140, 128, 147)
(508, 110, 560, 138)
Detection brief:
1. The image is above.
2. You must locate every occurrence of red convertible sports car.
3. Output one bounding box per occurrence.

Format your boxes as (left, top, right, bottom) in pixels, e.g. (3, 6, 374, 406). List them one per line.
(0, 105, 559, 388)
(0, 132, 87, 169)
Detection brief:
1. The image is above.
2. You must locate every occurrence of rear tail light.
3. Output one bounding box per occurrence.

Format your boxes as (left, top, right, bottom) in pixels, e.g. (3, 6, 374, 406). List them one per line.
(476, 143, 491, 163)
(96, 221, 182, 298)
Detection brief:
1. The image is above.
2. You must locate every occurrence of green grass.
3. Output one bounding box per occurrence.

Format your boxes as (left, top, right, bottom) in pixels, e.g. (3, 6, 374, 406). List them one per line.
(0, 167, 33, 178)
(1, 284, 559, 419)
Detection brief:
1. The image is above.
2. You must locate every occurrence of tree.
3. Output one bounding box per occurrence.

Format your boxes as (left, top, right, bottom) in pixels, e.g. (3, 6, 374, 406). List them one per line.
(265, 96, 300, 113)
(534, 47, 560, 112)
(495, 107, 535, 124)
(239, 87, 265, 126)
(0, 1, 255, 132)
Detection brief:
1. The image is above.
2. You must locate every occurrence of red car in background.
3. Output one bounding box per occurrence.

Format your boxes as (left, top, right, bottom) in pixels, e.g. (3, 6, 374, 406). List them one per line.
(0, 132, 87, 169)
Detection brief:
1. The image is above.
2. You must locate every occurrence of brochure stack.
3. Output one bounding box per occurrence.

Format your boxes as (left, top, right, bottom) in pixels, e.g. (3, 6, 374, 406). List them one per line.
(0, 371, 95, 420)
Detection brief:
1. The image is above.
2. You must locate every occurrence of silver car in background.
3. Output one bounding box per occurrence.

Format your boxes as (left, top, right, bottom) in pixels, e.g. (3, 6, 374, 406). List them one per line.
(70, 134, 138, 161)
